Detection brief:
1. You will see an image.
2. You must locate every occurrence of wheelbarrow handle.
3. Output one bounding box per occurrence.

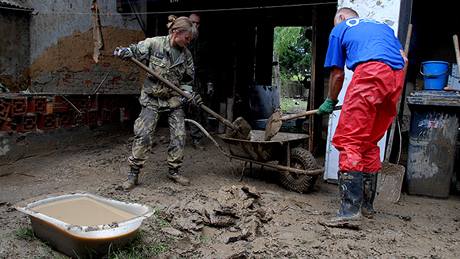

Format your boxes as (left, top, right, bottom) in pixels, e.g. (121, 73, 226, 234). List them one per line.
(130, 57, 237, 130)
(281, 105, 342, 121)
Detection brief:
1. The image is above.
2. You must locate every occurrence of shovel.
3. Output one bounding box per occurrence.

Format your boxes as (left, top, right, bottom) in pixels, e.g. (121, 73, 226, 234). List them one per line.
(376, 24, 413, 204)
(130, 57, 251, 140)
(264, 106, 342, 140)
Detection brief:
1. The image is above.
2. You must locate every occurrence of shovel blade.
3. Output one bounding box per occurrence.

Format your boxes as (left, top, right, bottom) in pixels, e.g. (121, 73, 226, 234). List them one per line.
(225, 116, 251, 140)
(264, 110, 283, 141)
(375, 162, 405, 204)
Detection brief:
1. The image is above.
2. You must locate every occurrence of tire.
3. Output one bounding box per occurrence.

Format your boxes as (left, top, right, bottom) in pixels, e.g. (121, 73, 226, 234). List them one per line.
(279, 147, 320, 193)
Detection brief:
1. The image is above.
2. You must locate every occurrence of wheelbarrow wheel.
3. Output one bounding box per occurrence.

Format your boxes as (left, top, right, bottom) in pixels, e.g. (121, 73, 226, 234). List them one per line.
(279, 147, 319, 193)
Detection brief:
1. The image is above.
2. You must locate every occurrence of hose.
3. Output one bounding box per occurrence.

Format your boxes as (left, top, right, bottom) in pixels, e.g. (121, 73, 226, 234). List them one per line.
(184, 119, 231, 157)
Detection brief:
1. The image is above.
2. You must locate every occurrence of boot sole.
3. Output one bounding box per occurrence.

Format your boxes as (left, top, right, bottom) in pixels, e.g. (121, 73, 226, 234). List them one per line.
(167, 175, 190, 186)
(320, 219, 361, 230)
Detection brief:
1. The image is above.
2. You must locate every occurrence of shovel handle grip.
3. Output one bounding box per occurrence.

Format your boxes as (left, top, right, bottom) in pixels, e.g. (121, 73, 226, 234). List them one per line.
(130, 57, 237, 130)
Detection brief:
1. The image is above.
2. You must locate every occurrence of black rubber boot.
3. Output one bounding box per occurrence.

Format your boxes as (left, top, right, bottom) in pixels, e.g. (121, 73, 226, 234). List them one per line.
(167, 168, 190, 186)
(362, 173, 378, 218)
(324, 171, 363, 229)
(122, 167, 140, 191)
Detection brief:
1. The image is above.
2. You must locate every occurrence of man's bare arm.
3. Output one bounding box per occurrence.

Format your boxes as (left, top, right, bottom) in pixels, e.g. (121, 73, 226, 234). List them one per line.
(327, 67, 345, 101)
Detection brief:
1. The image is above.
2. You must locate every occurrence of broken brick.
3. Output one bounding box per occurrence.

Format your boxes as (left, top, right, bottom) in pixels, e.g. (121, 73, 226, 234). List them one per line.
(0, 98, 11, 120)
(27, 97, 47, 113)
(10, 97, 27, 116)
(37, 114, 56, 130)
(22, 113, 37, 131)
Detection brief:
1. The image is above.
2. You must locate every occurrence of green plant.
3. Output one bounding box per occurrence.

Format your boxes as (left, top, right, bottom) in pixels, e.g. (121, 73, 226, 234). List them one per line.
(274, 26, 312, 83)
(15, 227, 35, 241)
(155, 218, 170, 228)
(107, 231, 171, 259)
(148, 242, 169, 255)
(199, 235, 210, 244)
(153, 208, 171, 228)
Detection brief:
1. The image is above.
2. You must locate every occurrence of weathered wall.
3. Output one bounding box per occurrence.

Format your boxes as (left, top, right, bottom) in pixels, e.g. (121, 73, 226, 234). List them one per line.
(338, 0, 401, 32)
(27, 0, 147, 94)
(0, 9, 30, 91)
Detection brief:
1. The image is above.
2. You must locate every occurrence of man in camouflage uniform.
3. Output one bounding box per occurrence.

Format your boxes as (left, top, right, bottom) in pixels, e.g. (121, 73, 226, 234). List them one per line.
(114, 16, 200, 190)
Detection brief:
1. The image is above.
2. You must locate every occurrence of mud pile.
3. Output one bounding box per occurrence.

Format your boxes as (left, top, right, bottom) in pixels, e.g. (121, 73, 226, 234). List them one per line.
(164, 185, 273, 243)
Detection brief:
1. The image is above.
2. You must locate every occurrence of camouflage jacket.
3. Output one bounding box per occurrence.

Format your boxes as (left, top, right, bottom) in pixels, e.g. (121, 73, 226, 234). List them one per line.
(129, 35, 194, 109)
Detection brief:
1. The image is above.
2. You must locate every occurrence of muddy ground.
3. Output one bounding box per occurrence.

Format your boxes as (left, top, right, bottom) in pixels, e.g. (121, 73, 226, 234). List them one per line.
(1, 126, 459, 258)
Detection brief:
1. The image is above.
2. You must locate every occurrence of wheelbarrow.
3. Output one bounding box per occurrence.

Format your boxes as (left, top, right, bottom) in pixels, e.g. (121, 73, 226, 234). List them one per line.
(186, 119, 323, 193)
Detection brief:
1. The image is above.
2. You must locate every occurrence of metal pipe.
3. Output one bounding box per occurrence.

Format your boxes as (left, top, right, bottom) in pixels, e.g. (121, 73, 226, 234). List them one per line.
(127, 0, 147, 34)
(15, 92, 96, 96)
(92, 71, 110, 94)
(184, 119, 230, 157)
(60, 96, 82, 114)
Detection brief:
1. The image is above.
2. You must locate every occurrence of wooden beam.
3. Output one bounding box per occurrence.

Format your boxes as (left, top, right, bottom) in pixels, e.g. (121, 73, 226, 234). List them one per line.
(309, 6, 335, 155)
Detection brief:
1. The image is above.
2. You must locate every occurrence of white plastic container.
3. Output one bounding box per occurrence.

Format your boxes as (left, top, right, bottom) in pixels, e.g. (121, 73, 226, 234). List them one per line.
(15, 191, 153, 258)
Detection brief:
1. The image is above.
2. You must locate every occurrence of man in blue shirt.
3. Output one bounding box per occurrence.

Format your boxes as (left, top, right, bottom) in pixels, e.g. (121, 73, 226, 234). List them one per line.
(318, 7, 406, 227)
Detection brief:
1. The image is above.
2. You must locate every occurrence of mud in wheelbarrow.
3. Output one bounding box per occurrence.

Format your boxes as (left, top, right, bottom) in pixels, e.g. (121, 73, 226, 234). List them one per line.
(186, 119, 323, 193)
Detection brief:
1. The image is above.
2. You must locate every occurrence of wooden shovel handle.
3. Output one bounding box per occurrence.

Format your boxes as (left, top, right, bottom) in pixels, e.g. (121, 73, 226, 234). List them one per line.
(453, 35, 460, 77)
(130, 57, 237, 130)
(281, 105, 342, 121)
(281, 109, 318, 121)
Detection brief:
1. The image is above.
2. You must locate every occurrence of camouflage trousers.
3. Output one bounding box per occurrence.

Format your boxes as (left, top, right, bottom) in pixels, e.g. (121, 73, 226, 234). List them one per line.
(128, 106, 185, 170)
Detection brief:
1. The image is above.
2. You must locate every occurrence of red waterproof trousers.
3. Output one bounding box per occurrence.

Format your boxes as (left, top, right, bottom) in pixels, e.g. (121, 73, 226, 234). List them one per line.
(332, 61, 405, 173)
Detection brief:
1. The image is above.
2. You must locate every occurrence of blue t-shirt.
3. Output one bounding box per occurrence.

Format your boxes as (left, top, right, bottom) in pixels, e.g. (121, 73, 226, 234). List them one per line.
(324, 18, 405, 71)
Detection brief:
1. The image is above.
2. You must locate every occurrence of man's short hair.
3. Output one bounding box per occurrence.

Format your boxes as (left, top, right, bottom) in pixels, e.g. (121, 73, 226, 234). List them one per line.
(336, 7, 359, 17)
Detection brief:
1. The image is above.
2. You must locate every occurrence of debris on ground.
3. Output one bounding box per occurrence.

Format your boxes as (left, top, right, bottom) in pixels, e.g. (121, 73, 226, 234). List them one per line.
(165, 185, 273, 244)
(1, 127, 459, 258)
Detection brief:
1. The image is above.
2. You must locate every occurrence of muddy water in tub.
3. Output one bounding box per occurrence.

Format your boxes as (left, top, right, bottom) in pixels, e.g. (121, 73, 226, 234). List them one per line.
(32, 197, 135, 225)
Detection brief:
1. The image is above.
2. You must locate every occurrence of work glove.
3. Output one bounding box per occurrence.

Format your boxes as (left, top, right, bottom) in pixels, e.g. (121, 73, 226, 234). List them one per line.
(317, 98, 338, 115)
(181, 92, 203, 107)
(189, 92, 203, 106)
(113, 47, 133, 59)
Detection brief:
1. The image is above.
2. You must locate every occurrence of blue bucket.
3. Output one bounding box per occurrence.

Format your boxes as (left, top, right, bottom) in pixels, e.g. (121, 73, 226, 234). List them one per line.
(421, 61, 449, 90)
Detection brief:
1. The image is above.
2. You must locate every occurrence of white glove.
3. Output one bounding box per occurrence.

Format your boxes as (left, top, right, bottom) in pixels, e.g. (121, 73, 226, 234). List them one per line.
(113, 47, 133, 59)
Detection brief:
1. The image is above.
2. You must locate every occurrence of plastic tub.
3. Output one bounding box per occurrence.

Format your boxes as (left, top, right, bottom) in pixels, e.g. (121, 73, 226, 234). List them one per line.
(15, 191, 153, 258)
(421, 61, 449, 90)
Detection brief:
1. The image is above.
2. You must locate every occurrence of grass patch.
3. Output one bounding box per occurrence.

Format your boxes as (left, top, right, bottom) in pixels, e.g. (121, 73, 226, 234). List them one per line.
(156, 218, 170, 228)
(199, 235, 210, 244)
(149, 242, 169, 255)
(107, 231, 171, 259)
(281, 97, 308, 113)
(15, 227, 64, 258)
(153, 209, 171, 228)
(15, 227, 36, 241)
